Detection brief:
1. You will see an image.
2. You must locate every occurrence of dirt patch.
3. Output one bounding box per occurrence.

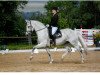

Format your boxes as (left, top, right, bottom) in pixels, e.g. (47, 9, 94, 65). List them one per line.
(0, 51, 100, 72)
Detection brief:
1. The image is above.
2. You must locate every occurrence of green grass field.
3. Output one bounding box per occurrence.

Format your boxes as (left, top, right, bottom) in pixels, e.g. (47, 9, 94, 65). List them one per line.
(0, 44, 33, 50)
(0, 42, 72, 50)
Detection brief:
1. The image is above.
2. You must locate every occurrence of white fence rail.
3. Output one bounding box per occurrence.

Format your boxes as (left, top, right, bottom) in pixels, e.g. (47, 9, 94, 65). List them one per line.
(0, 47, 100, 54)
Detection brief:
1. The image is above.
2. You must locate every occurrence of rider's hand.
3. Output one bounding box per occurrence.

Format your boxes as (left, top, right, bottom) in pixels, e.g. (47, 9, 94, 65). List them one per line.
(46, 24, 49, 27)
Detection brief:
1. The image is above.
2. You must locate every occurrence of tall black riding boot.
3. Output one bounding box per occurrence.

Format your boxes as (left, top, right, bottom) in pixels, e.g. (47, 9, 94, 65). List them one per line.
(52, 35, 56, 46)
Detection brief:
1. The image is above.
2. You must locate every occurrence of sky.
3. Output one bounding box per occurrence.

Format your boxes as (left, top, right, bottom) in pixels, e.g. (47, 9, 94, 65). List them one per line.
(19, 0, 49, 12)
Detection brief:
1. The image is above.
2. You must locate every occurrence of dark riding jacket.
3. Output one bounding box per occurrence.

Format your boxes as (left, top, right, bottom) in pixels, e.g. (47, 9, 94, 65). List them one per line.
(49, 13, 59, 27)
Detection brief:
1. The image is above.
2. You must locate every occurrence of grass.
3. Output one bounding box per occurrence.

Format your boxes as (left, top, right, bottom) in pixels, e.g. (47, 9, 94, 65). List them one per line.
(6, 44, 65, 50)
(0, 44, 33, 50)
(8, 44, 33, 50)
(0, 42, 72, 50)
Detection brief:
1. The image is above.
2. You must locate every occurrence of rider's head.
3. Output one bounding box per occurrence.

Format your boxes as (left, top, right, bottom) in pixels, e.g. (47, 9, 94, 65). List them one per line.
(51, 7, 58, 14)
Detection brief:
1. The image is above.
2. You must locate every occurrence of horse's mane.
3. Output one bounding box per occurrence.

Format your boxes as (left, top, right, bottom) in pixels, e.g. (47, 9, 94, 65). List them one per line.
(30, 20, 71, 30)
(32, 20, 46, 28)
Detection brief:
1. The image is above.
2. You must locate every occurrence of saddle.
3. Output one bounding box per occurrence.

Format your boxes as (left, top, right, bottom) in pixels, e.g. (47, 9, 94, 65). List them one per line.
(54, 28, 62, 39)
(48, 27, 62, 39)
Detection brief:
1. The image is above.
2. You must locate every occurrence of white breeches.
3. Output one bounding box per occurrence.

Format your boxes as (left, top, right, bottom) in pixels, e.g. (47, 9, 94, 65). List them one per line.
(52, 26, 58, 35)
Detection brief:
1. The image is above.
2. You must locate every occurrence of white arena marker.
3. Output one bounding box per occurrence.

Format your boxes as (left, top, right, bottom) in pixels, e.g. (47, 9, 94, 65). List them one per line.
(2, 50, 5, 55)
(54, 47, 57, 51)
(5, 49, 9, 53)
(88, 47, 100, 51)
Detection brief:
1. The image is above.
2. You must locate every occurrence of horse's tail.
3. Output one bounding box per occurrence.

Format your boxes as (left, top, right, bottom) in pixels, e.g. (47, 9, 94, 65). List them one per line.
(77, 32, 88, 55)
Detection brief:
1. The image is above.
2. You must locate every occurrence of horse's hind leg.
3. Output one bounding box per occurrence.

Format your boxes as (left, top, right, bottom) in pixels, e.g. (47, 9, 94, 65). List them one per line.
(61, 46, 71, 61)
(69, 40, 85, 63)
(79, 49, 84, 63)
(75, 45, 85, 63)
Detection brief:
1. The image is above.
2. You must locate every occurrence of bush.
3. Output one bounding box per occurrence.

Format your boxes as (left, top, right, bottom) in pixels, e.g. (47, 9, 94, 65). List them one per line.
(94, 32, 100, 47)
(94, 32, 100, 41)
(94, 25, 100, 29)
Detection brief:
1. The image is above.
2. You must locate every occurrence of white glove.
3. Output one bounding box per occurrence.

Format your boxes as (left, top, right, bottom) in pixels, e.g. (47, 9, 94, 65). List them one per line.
(46, 24, 49, 27)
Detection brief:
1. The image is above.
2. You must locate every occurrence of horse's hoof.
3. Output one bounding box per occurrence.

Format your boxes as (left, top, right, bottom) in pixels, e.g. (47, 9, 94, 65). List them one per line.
(61, 55, 65, 61)
(49, 61, 52, 64)
(51, 59, 54, 62)
(49, 59, 53, 64)
(29, 56, 33, 61)
(81, 62, 84, 64)
(81, 60, 84, 64)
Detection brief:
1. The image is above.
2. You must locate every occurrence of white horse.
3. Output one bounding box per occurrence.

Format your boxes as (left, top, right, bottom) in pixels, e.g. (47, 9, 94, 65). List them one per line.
(26, 20, 87, 63)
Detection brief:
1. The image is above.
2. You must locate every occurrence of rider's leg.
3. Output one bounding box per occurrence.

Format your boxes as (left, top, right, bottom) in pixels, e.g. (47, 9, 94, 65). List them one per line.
(52, 36, 56, 46)
(51, 27, 57, 46)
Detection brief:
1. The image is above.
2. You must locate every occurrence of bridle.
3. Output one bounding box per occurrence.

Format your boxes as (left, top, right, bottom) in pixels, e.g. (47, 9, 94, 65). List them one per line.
(28, 20, 47, 32)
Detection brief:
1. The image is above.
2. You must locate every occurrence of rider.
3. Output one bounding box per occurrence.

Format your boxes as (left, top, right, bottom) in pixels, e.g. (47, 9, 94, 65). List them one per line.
(49, 7, 59, 46)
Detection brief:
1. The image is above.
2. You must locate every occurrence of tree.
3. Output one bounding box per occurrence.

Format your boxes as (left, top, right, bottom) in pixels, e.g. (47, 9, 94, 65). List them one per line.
(30, 1, 100, 29)
(79, 1, 100, 29)
(0, 1, 27, 36)
(44, 1, 100, 29)
(44, 1, 79, 29)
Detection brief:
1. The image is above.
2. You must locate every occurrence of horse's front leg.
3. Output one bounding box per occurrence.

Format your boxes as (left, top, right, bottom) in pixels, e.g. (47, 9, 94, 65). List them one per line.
(29, 43, 41, 61)
(30, 47, 35, 61)
(29, 42, 47, 61)
(46, 47, 53, 64)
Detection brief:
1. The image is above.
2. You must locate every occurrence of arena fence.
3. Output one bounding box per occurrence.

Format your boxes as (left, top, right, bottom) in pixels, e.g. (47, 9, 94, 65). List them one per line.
(0, 29, 99, 46)
(0, 36, 37, 45)
(0, 47, 100, 54)
(75, 28, 100, 46)
(0, 36, 37, 50)
(0, 29, 100, 52)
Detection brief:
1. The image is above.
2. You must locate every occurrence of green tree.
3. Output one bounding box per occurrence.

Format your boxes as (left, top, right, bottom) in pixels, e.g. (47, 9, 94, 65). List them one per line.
(79, 1, 100, 29)
(44, 1, 100, 29)
(44, 1, 79, 29)
(0, 1, 27, 36)
(30, 1, 100, 29)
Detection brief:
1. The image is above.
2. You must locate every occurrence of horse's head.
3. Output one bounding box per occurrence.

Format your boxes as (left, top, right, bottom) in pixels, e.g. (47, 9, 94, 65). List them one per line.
(26, 20, 47, 36)
(26, 20, 35, 35)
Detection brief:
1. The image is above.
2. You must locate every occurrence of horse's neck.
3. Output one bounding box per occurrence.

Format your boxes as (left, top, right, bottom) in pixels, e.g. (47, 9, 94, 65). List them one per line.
(33, 21, 49, 43)
(34, 21, 45, 31)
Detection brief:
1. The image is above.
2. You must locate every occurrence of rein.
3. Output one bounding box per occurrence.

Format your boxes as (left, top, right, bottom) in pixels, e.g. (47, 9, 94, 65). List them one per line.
(35, 27, 47, 32)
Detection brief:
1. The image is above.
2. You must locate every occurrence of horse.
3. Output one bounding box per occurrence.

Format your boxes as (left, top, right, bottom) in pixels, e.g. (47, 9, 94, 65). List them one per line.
(26, 20, 87, 64)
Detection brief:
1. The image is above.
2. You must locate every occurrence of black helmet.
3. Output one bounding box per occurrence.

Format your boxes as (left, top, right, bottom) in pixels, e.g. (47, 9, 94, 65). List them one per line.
(51, 7, 58, 11)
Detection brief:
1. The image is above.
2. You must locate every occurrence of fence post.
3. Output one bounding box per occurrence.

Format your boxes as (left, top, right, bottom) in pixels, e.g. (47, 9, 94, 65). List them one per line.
(28, 33, 32, 45)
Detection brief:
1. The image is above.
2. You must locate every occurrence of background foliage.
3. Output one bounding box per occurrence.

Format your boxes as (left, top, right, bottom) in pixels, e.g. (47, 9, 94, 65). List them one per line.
(0, 1, 100, 49)
(31, 1, 100, 29)
(0, 1, 27, 36)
